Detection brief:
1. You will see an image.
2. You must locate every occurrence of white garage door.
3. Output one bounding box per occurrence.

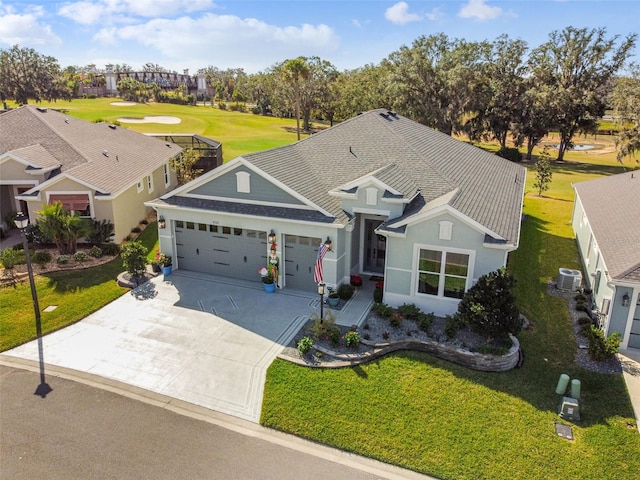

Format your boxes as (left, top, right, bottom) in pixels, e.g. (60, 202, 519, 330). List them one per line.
(175, 221, 267, 281)
(284, 234, 321, 292)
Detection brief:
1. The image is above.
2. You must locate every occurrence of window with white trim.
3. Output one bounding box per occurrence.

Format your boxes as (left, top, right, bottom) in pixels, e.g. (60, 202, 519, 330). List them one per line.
(147, 175, 154, 193)
(163, 163, 170, 187)
(236, 171, 250, 193)
(439, 221, 453, 240)
(417, 249, 470, 299)
(48, 194, 91, 217)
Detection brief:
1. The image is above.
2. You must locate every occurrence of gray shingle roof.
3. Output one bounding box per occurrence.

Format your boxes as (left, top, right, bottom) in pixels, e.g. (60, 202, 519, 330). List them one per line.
(574, 171, 640, 282)
(0, 105, 181, 195)
(242, 109, 525, 244)
(150, 196, 334, 223)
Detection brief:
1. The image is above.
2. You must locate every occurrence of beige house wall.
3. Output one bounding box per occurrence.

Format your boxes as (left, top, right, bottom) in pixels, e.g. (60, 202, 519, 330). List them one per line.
(20, 161, 177, 243)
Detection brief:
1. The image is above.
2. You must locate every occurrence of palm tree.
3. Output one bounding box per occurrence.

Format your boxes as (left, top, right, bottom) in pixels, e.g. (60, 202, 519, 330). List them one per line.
(283, 57, 310, 141)
(37, 202, 91, 255)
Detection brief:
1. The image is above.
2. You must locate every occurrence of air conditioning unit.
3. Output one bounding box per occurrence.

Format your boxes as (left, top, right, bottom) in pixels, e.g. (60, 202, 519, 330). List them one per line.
(557, 268, 582, 291)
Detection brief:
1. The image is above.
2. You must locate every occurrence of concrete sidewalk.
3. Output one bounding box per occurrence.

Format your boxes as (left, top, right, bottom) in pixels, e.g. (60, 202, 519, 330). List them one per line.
(619, 348, 640, 433)
(1, 270, 375, 423)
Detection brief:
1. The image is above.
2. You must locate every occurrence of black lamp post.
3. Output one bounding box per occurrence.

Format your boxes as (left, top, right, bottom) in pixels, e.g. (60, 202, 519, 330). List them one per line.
(14, 212, 51, 397)
(317, 282, 325, 323)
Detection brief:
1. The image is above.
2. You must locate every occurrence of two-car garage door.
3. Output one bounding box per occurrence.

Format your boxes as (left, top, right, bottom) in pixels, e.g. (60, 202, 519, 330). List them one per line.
(175, 221, 267, 280)
(175, 220, 321, 291)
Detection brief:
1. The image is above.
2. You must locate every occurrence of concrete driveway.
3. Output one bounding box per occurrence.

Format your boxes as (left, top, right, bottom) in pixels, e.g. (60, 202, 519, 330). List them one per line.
(2, 271, 318, 423)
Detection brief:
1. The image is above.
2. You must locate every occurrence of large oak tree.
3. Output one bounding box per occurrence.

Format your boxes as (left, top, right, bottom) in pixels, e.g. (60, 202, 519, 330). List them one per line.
(0, 45, 71, 105)
(529, 27, 637, 161)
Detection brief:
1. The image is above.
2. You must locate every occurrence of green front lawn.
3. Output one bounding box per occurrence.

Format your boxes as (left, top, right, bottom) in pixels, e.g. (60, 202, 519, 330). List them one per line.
(0, 223, 159, 352)
(261, 154, 640, 479)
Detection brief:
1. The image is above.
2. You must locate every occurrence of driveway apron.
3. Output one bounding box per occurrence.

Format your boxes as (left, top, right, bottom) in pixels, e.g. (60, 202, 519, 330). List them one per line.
(2, 271, 315, 423)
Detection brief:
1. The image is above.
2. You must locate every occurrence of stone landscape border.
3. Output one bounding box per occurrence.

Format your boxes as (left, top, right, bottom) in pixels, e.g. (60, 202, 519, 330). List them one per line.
(279, 334, 521, 372)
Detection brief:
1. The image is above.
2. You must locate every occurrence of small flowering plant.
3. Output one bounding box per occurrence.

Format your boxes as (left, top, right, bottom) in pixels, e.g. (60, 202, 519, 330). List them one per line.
(258, 266, 274, 284)
(155, 251, 172, 267)
(350, 275, 363, 287)
(344, 330, 361, 349)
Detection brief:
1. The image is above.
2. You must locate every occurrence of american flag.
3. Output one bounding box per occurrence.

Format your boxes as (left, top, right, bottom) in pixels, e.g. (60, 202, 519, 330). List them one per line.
(313, 241, 330, 283)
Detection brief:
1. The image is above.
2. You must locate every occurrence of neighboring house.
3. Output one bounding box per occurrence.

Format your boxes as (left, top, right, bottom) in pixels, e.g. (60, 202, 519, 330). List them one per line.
(572, 171, 640, 350)
(0, 105, 181, 242)
(147, 110, 525, 316)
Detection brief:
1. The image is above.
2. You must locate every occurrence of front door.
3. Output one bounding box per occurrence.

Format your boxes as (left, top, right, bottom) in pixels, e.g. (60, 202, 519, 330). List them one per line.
(364, 219, 386, 274)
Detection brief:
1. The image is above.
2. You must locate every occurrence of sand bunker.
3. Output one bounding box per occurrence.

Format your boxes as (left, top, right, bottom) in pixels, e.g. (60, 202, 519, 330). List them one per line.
(117, 116, 181, 124)
(110, 102, 137, 106)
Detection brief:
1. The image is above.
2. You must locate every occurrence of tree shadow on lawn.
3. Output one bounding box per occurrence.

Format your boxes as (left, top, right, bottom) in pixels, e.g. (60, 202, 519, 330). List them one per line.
(42, 256, 125, 293)
(551, 160, 627, 178)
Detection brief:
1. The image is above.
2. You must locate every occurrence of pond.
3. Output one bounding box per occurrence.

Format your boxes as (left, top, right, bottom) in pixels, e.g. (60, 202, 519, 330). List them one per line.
(550, 143, 596, 151)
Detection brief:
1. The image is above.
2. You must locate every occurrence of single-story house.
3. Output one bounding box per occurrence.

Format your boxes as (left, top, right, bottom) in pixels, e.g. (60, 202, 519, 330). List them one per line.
(572, 171, 640, 349)
(147, 109, 526, 316)
(0, 105, 181, 242)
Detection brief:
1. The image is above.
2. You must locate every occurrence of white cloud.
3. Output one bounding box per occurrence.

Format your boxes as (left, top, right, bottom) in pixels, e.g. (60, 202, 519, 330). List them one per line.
(93, 13, 340, 72)
(425, 7, 444, 22)
(0, 8, 62, 46)
(385, 2, 422, 25)
(458, 0, 502, 21)
(58, 0, 214, 25)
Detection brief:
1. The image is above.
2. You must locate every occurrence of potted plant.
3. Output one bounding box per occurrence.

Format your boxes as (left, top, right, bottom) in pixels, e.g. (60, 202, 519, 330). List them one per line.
(156, 252, 172, 276)
(259, 266, 276, 293)
(327, 287, 340, 307)
(350, 275, 363, 287)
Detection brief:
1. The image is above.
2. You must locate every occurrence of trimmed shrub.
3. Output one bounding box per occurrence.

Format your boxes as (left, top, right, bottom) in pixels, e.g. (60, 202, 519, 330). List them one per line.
(25, 223, 53, 245)
(0, 248, 20, 269)
(417, 312, 435, 332)
(32, 250, 52, 267)
(496, 147, 523, 162)
(297, 336, 313, 354)
(445, 314, 466, 339)
(131, 226, 142, 234)
(88, 246, 103, 258)
(57, 255, 70, 265)
(372, 302, 394, 318)
(101, 243, 120, 256)
(85, 219, 114, 246)
(397, 303, 421, 320)
(74, 251, 88, 262)
(337, 283, 355, 300)
(455, 268, 521, 341)
(389, 313, 403, 328)
(586, 326, 622, 361)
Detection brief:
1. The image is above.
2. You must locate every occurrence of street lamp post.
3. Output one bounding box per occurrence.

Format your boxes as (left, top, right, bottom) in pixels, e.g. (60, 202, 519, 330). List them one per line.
(317, 282, 325, 323)
(14, 212, 51, 397)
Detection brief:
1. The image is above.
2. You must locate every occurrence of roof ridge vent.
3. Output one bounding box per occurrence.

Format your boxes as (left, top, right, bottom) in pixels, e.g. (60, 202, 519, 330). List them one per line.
(379, 112, 391, 120)
(388, 111, 399, 119)
(36, 107, 48, 113)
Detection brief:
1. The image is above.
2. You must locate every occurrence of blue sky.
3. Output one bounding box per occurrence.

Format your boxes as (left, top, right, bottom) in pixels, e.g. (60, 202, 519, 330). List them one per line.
(0, 1, 638, 73)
